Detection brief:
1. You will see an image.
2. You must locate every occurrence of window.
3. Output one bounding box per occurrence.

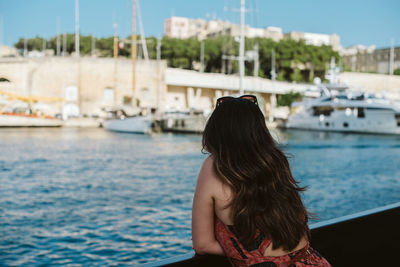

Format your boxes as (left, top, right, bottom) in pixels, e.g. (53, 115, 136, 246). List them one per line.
(103, 87, 114, 105)
(313, 106, 334, 116)
(395, 114, 400, 127)
(357, 108, 365, 118)
(343, 122, 349, 128)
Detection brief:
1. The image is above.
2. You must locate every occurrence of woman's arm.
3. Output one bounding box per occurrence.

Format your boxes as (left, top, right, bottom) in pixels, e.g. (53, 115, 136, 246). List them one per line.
(192, 157, 224, 255)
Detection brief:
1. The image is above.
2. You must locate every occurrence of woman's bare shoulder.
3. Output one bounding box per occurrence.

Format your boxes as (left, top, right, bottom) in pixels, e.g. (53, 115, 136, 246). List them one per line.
(199, 156, 218, 180)
(196, 156, 223, 194)
(201, 156, 232, 202)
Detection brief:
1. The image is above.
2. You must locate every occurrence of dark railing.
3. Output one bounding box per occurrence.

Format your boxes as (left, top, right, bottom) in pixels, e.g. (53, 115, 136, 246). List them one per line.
(139, 202, 400, 266)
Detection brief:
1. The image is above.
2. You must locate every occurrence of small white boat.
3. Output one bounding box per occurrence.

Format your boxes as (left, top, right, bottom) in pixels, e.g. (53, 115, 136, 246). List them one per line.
(102, 115, 153, 134)
(160, 110, 207, 134)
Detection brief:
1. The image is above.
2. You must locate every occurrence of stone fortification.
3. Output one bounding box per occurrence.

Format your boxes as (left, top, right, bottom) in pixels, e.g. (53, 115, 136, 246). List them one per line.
(341, 72, 400, 99)
(0, 57, 167, 116)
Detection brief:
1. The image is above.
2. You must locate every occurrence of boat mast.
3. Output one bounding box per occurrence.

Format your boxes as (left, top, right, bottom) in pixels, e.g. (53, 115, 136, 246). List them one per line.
(113, 23, 118, 106)
(239, 0, 245, 95)
(0, 16, 3, 46)
(200, 41, 205, 73)
(137, 0, 148, 61)
(56, 17, 61, 56)
(132, 0, 137, 101)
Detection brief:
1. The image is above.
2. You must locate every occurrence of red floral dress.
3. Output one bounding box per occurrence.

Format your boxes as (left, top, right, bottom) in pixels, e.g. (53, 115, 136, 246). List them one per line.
(215, 217, 331, 267)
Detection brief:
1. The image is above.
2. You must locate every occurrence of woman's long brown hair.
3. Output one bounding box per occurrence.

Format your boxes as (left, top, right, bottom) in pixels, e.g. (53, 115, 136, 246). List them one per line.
(202, 98, 310, 251)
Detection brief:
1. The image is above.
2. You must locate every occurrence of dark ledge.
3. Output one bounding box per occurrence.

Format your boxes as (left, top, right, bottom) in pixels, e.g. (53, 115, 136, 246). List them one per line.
(139, 202, 400, 266)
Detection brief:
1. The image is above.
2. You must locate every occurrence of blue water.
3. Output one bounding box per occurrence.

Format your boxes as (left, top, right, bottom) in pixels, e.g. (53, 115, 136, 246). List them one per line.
(0, 128, 399, 266)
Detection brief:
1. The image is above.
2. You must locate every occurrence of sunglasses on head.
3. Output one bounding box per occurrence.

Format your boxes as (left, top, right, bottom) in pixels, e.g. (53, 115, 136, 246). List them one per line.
(216, 95, 258, 107)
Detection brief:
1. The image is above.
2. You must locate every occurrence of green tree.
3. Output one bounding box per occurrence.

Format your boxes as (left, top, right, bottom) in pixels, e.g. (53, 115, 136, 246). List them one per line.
(276, 70, 286, 81)
(277, 91, 302, 107)
(290, 68, 303, 83)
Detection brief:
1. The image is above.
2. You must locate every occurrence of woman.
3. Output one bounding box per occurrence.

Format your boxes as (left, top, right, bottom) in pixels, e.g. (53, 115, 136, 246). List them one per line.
(192, 95, 330, 266)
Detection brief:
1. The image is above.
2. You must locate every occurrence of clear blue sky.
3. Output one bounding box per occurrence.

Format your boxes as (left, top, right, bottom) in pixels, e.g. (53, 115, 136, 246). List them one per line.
(0, 0, 399, 49)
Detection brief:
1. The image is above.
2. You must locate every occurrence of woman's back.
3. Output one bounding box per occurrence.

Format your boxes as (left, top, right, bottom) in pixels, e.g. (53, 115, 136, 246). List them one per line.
(192, 95, 331, 266)
(205, 157, 308, 257)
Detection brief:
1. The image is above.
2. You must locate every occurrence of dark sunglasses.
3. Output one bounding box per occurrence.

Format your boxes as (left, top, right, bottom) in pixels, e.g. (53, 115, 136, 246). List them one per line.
(216, 95, 258, 106)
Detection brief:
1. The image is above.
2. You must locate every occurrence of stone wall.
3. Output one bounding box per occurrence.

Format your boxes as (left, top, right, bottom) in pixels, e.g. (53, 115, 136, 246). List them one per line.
(341, 72, 400, 99)
(0, 57, 167, 116)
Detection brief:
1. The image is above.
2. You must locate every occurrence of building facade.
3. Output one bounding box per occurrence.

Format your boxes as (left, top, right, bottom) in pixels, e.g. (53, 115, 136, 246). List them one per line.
(0, 57, 311, 120)
(284, 32, 340, 51)
(0, 45, 18, 57)
(341, 45, 400, 74)
(164, 16, 341, 51)
(164, 16, 283, 41)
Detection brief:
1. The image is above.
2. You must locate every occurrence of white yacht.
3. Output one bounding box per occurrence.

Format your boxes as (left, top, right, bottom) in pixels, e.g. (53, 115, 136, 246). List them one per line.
(287, 90, 400, 135)
(102, 108, 154, 134)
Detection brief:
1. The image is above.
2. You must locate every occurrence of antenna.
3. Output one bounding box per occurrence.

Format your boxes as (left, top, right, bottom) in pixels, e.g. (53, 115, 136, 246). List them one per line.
(24, 37, 27, 57)
(156, 37, 161, 61)
(270, 49, 276, 80)
(253, 42, 259, 76)
(56, 17, 61, 56)
(42, 36, 46, 53)
(113, 23, 118, 106)
(389, 38, 395, 75)
(75, 0, 80, 57)
(62, 33, 67, 56)
(91, 34, 95, 57)
(0, 16, 3, 46)
(200, 41, 205, 72)
(239, 0, 245, 94)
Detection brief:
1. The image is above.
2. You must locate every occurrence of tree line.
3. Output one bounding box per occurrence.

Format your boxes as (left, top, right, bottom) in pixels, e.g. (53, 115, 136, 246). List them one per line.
(14, 34, 340, 83)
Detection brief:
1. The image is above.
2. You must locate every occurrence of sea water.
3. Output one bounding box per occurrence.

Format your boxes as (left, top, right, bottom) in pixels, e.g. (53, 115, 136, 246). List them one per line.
(1, 128, 399, 266)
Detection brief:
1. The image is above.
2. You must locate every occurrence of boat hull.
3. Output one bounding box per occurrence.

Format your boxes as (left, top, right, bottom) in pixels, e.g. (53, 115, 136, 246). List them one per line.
(287, 108, 400, 135)
(102, 116, 153, 134)
(0, 114, 63, 127)
(160, 115, 207, 134)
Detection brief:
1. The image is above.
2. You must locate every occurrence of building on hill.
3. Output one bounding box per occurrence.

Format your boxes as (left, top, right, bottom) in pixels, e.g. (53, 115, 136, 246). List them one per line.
(164, 16, 283, 41)
(341, 45, 400, 74)
(284, 31, 340, 51)
(163, 17, 341, 50)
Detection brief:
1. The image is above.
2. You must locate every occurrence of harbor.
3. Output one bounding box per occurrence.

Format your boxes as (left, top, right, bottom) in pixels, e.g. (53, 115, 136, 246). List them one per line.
(1, 127, 399, 265)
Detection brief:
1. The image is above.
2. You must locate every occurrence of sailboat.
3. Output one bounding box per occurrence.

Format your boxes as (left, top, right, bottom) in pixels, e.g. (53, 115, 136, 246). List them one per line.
(102, 0, 155, 134)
